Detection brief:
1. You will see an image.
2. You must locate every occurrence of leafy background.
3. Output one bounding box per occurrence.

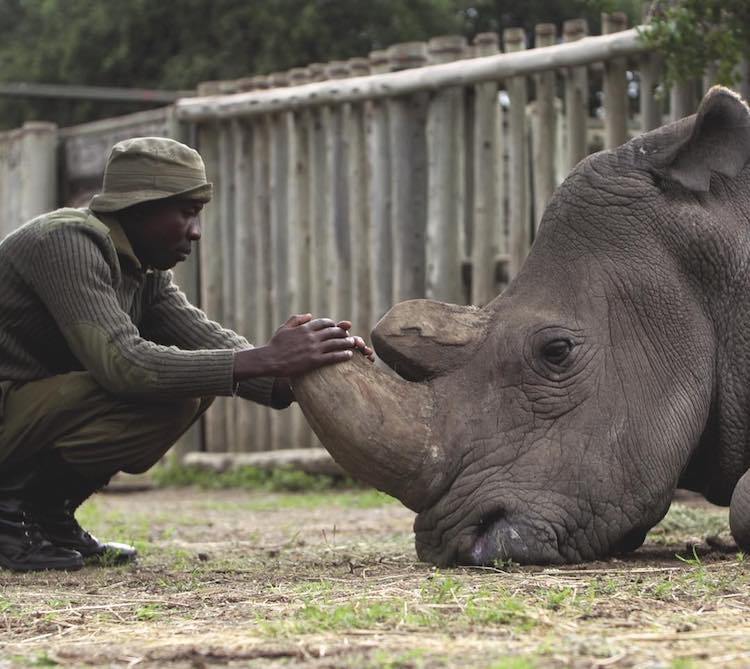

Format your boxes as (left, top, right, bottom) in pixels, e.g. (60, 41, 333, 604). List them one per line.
(0, 0, 643, 129)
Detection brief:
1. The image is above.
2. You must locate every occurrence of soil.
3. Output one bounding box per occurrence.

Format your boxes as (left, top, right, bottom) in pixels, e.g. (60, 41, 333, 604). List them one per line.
(0, 487, 748, 669)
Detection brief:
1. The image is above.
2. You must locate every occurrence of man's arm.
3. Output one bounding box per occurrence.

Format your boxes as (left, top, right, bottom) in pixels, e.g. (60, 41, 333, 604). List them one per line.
(27, 227, 240, 400)
(138, 271, 285, 406)
(141, 272, 371, 407)
(28, 227, 357, 405)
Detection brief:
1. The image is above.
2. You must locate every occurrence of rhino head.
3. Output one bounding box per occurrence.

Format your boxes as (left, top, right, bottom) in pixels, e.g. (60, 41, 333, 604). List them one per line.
(293, 87, 750, 565)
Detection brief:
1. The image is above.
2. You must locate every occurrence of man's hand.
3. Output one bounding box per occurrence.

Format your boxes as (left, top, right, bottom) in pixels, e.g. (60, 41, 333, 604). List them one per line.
(335, 320, 374, 361)
(233, 313, 360, 382)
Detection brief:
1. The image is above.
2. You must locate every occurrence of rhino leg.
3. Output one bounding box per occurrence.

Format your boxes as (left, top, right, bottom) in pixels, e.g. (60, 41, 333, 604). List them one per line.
(730, 470, 750, 552)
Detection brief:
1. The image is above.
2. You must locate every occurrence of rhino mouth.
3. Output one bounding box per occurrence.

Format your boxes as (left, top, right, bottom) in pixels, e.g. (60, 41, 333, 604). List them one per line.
(466, 512, 565, 566)
(413, 500, 573, 567)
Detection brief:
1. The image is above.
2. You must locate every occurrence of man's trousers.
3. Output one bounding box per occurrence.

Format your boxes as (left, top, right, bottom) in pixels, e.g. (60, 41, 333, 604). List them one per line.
(0, 372, 212, 479)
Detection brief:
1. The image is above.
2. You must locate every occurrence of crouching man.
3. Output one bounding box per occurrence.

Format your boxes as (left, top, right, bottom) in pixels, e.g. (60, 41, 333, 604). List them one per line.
(0, 137, 370, 572)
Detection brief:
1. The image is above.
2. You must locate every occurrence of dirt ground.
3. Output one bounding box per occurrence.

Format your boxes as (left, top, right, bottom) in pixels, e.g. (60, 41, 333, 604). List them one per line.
(1, 486, 749, 669)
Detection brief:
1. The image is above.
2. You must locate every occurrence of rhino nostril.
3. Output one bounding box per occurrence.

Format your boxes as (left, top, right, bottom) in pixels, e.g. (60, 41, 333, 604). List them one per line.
(467, 510, 531, 565)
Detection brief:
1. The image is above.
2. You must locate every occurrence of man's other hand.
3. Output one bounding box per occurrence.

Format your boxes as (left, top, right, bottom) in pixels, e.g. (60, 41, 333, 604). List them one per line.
(234, 314, 363, 383)
(335, 320, 374, 361)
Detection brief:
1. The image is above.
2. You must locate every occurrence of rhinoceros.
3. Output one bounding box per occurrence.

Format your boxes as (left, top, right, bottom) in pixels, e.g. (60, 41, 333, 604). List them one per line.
(292, 86, 750, 566)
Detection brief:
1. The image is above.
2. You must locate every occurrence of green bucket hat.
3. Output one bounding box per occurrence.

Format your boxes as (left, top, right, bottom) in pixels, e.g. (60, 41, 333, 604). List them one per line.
(89, 137, 213, 213)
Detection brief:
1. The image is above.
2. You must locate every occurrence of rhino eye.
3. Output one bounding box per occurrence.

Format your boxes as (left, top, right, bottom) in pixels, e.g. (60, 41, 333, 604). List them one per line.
(542, 339, 573, 365)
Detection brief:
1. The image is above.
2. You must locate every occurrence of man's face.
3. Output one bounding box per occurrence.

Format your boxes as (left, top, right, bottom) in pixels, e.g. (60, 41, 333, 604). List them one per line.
(121, 198, 204, 270)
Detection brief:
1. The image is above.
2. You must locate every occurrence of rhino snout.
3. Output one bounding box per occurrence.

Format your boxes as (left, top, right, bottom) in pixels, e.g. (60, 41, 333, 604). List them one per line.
(461, 513, 566, 566)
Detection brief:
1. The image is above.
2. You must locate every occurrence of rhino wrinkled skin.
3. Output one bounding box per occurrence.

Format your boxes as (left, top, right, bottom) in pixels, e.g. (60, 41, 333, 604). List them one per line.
(293, 87, 750, 566)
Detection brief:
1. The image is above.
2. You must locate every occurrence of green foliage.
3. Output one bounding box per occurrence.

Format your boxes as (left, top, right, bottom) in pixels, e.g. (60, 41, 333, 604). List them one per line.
(640, 0, 750, 87)
(0, 0, 640, 130)
(150, 462, 355, 492)
(488, 659, 539, 669)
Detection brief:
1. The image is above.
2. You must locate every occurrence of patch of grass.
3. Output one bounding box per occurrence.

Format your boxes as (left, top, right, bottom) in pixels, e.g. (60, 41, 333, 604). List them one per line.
(192, 488, 399, 512)
(649, 503, 729, 545)
(543, 586, 575, 611)
(488, 659, 539, 669)
(464, 593, 535, 629)
(421, 572, 462, 604)
(135, 604, 162, 621)
(261, 599, 435, 636)
(150, 462, 360, 492)
(670, 660, 699, 669)
(365, 649, 429, 669)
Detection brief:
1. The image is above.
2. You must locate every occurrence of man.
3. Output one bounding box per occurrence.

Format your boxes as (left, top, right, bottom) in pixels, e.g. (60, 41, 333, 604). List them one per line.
(0, 137, 371, 572)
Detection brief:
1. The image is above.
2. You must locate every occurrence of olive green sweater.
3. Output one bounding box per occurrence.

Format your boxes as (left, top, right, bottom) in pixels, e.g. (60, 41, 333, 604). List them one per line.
(0, 208, 282, 410)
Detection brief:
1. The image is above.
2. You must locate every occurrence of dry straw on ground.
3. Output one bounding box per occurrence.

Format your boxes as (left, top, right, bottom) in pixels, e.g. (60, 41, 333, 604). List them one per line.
(1, 487, 748, 668)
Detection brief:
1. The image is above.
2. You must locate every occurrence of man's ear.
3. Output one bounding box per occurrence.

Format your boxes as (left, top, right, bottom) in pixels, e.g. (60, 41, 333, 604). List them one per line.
(662, 86, 750, 192)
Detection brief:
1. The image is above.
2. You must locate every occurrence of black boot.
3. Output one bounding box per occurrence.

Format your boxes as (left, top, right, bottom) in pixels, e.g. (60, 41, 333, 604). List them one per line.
(28, 453, 137, 566)
(0, 464, 83, 572)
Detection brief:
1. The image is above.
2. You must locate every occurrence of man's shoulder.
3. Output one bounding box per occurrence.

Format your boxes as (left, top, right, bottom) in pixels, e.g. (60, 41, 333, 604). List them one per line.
(0, 208, 116, 269)
(31, 207, 110, 237)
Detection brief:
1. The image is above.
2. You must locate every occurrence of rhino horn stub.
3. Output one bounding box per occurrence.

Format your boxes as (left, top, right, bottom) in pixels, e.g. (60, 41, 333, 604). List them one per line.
(291, 352, 446, 512)
(372, 299, 488, 381)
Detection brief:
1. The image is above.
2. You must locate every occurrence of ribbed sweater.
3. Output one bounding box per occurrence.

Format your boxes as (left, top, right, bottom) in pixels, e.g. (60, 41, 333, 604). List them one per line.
(0, 207, 283, 412)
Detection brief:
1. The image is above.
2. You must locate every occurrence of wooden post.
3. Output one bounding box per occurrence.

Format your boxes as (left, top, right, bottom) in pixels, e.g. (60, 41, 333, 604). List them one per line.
(532, 24, 557, 228)
(425, 35, 467, 304)
(289, 70, 312, 331)
(471, 32, 503, 306)
(739, 57, 750, 103)
(346, 58, 372, 341)
(307, 63, 326, 83)
(602, 12, 629, 149)
(0, 134, 10, 238)
(639, 52, 663, 132)
(197, 120, 228, 452)
(231, 119, 258, 453)
(671, 80, 697, 121)
(325, 61, 352, 323)
(251, 75, 270, 91)
(702, 59, 721, 95)
(217, 122, 239, 451)
(387, 42, 429, 301)
(250, 111, 273, 450)
(20, 122, 57, 224)
(288, 68, 316, 448)
(367, 49, 393, 324)
(504, 28, 529, 279)
(268, 100, 294, 450)
(307, 106, 331, 321)
(563, 19, 589, 172)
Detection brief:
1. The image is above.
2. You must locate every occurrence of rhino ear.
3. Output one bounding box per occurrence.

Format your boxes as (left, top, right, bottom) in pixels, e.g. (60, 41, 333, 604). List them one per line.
(371, 300, 488, 381)
(661, 86, 750, 192)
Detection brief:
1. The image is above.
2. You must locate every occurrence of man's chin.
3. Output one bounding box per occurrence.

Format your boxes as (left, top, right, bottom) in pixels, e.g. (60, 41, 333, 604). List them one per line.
(153, 259, 179, 271)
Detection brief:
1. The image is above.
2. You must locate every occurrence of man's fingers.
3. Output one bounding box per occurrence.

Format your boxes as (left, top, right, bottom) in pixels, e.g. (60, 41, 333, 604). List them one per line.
(336, 320, 353, 331)
(309, 318, 337, 331)
(324, 350, 354, 363)
(320, 337, 356, 353)
(285, 313, 312, 327)
(317, 326, 350, 340)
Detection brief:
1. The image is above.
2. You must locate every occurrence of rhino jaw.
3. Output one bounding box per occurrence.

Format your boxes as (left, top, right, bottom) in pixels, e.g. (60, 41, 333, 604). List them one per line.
(291, 353, 447, 512)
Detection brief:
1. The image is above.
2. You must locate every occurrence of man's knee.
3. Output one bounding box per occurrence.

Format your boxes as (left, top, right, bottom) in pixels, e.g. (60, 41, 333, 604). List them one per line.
(53, 394, 213, 478)
(117, 396, 211, 474)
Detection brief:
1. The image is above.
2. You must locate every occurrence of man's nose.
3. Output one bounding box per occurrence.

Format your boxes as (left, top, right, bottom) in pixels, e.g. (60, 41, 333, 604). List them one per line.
(188, 220, 202, 241)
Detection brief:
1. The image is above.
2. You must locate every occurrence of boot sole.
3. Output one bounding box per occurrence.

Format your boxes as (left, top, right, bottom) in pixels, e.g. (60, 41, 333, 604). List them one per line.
(83, 551, 137, 567)
(0, 554, 84, 572)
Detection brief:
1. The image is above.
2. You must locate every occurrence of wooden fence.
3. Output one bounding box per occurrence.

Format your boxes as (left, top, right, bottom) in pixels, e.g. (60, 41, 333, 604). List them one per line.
(0, 122, 57, 239)
(2, 15, 748, 454)
(174, 16, 663, 453)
